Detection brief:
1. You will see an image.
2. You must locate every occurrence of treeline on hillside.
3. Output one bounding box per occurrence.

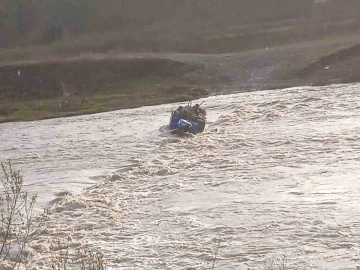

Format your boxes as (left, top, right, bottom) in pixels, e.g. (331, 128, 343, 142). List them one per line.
(0, 0, 315, 48)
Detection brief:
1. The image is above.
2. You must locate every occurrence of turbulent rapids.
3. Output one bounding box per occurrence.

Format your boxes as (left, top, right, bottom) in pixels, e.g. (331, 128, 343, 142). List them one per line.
(1, 83, 360, 269)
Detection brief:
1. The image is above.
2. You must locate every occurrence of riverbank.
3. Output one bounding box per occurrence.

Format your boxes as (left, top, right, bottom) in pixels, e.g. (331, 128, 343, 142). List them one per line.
(1, 34, 360, 123)
(0, 57, 213, 123)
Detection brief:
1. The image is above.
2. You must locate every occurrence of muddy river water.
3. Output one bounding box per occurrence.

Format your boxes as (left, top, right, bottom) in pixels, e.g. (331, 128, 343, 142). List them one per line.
(1, 84, 360, 269)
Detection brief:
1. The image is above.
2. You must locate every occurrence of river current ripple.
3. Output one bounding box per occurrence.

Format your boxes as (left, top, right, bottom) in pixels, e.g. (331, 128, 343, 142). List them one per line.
(1, 84, 360, 269)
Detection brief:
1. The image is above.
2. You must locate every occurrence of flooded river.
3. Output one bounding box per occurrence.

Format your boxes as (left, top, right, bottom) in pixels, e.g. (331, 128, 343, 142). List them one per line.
(1, 83, 360, 269)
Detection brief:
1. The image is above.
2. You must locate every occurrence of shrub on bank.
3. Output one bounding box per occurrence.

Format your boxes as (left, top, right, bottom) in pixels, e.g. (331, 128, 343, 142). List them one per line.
(0, 161, 105, 269)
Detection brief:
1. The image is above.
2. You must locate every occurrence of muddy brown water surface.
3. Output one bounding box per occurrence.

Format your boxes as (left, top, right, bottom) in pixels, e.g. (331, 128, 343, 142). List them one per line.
(1, 83, 360, 269)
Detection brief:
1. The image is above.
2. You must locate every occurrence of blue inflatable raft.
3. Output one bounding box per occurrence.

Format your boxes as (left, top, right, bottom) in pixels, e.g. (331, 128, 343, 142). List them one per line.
(169, 102, 207, 135)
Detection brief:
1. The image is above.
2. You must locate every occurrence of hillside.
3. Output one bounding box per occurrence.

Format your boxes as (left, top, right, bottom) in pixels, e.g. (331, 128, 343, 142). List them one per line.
(1, 1, 360, 123)
(1, 0, 314, 48)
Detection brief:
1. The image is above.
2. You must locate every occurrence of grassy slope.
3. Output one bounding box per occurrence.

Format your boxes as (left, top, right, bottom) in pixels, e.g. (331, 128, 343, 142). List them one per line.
(3, 34, 360, 124)
(0, 83, 201, 123)
(0, 57, 213, 123)
(1, 7, 360, 123)
(1, 0, 314, 49)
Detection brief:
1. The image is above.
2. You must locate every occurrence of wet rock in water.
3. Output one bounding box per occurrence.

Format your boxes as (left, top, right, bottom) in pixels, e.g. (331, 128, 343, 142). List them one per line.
(55, 191, 72, 197)
(109, 174, 121, 181)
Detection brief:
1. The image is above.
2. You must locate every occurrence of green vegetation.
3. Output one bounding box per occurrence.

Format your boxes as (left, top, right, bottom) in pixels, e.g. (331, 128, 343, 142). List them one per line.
(1, 0, 360, 123)
(2, 0, 360, 54)
(0, 0, 358, 62)
(0, 0, 314, 49)
(0, 82, 207, 123)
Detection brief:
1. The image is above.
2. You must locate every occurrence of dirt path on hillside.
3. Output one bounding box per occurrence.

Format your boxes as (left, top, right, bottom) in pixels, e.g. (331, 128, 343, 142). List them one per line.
(2, 36, 360, 123)
(3, 35, 360, 95)
(159, 36, 360, 93)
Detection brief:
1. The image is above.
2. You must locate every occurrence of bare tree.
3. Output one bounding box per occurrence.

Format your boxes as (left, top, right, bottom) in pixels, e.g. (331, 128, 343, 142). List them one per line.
(0, 161, 48, 269)
(0, 161, 106, 269)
